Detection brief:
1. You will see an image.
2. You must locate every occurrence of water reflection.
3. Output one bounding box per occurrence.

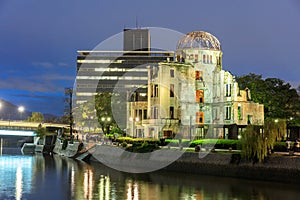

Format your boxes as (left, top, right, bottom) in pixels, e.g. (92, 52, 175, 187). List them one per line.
(0, 153, 300, 200)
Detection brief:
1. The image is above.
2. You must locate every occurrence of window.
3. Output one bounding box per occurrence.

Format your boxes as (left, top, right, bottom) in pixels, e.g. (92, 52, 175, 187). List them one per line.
(170, 107, 174, 119)
(189, 54, 194, 60)
(194, 54, 198, 62)
(238, 105, 242, 120)
(213, 108, 218, 120)
(225, 106, 231, 120)
(153, 107, 158, 119)
(225, 84, 231, 97)
(196, 90, 204, 103)
(153, 84, 158, 97)
(196, 112, 204, 124)
(203, 55, 206, 63)
(170, 84, 174, 97)
(143, 109, 147, 120)
(247, 115, 252, 124)
(170, 69, 174, 78)
(195, 71, 203, 81)
(210, 55, 212, 64)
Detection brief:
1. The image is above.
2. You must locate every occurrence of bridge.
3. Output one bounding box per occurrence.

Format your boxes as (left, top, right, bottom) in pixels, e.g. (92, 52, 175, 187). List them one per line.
(0, 120, 69, 150)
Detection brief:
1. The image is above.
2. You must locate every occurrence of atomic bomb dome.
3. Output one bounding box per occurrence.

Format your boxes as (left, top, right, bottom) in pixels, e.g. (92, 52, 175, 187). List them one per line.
(176, 31, 221, 51)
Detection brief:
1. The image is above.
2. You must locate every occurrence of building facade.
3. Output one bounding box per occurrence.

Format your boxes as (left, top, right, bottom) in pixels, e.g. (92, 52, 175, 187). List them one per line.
(75, 29, 174, 131)
(128, 31, 264, 139)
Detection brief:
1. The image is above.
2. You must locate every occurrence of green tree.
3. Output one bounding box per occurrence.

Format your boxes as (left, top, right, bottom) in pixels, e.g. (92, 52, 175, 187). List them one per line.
(35, 124, 46, 138)
(241, 119, 286, 163)
(27, 112, 44, 123)
(75, 98, 98, 132)
(236, 73, 300, 125)
(95, 92, 116, 134)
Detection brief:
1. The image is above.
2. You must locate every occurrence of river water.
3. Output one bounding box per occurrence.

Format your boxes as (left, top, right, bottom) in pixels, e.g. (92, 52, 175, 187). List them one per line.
(0, 149, 299, 200)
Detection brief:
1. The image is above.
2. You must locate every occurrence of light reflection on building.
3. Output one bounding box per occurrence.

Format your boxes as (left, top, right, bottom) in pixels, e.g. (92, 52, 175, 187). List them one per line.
(83, 168, 94, 200)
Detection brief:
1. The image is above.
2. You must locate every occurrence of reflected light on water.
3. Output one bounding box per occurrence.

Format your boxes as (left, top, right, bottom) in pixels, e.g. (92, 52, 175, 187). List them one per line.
(126, 180, 139, 200)
(70, 166, 75, 199)
(83, 168, 94, 200)
(15, 166, 22, 200)
(98, 175, 110, 200)
(0, 156, 33, 199)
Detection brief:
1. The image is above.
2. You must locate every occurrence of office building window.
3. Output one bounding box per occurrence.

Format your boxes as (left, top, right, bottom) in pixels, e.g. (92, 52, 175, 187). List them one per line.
(170, 84, 174, 97)
(143, 109, 147, 120)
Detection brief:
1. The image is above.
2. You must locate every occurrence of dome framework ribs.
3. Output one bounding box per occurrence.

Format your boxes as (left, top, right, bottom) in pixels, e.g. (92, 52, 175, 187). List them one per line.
(176, 31, 221, 51)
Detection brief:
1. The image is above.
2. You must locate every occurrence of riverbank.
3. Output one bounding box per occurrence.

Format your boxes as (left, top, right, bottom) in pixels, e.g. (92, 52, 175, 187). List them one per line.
(162, 152, 300, 184)
(89, 145, 300, 184)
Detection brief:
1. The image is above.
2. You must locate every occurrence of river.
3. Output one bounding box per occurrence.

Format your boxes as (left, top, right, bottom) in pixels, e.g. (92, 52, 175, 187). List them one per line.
(0, 149, 299, 200)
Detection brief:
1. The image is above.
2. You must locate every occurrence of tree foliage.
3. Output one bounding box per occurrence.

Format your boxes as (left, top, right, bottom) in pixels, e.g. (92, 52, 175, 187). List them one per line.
(236, 73, 300, 125)
(27, 112, 44, 123)
(75, 98, 98, 132)
(241, 119, 286, 163)
(95, 92, 116, 134)
(35, 124, 46, 138)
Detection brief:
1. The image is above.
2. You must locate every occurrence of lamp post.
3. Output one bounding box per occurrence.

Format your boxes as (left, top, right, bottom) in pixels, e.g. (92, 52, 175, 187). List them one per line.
(18, 106, 25, 120)
(101, 117, 111, 135)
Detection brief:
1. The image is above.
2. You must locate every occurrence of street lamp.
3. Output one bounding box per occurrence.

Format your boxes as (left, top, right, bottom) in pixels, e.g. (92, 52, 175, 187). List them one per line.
(18, 106, 25, 120)
(101, 117, 111, 134)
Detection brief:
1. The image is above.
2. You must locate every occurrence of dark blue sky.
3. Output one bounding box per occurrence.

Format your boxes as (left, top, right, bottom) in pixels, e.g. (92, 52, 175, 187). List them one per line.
(1, 0, 300, 116)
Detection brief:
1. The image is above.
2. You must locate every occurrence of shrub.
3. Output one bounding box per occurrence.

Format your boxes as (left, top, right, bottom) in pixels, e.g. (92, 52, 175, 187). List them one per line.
(125, 142, 159, 153)
(121, 142, 127, 148)
(273, 142, 288, 152)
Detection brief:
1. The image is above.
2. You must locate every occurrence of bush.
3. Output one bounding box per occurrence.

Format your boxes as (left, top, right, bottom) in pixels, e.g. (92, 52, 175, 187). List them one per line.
(273, 142, 288, 152)
(121, 142, 127, 148)
(125, 142, 159, 153)
(189, 139, 240, 150)
(165, 139, 191, 147)
(116, 137, 160, 145)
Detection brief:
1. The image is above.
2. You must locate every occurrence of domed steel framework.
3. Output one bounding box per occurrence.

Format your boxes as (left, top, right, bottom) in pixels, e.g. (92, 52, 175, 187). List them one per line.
(176, 31, 221, 51)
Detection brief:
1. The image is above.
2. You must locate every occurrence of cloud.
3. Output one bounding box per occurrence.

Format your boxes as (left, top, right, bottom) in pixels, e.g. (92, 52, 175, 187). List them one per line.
(0, 77, 62, 93)
(32, 61, 54, 68)
(32, 61, 70, 68)
(37, 74, 75, 81)
(58, 62, 69, 67)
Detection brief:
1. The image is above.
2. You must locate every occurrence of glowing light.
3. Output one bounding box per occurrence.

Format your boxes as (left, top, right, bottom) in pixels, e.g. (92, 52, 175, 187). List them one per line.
(18, 106, 25, 113)
(15, 166, 23, 200)
(0, 130, 36, 136)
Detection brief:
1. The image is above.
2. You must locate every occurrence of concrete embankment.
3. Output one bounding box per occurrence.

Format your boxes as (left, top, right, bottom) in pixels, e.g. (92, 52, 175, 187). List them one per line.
(163, 152, 300, 184)
(90, 148, 300, 183)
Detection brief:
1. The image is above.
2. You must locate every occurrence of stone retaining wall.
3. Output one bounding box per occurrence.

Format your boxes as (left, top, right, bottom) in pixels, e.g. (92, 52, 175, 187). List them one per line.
(164, 152, 300, 184)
